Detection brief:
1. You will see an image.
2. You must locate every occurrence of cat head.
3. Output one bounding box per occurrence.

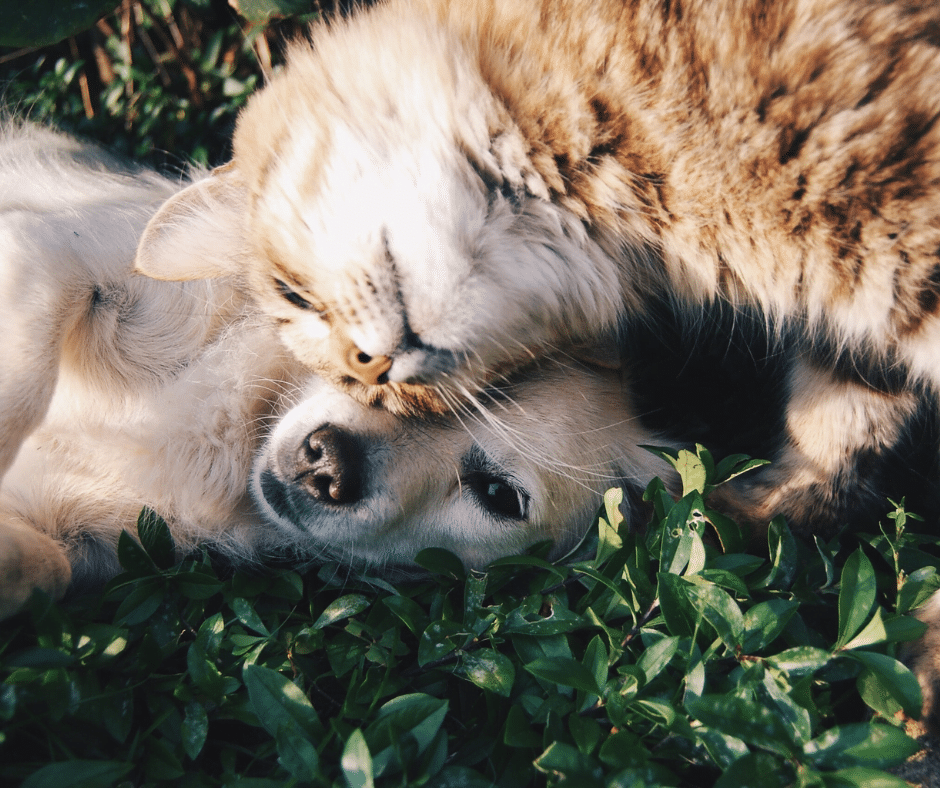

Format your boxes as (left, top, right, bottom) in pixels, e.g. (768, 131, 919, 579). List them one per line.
(135, 1, 625, 415)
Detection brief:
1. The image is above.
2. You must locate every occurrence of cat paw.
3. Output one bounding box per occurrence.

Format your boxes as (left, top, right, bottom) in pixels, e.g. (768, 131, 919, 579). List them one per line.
(903, 591, 940, 732)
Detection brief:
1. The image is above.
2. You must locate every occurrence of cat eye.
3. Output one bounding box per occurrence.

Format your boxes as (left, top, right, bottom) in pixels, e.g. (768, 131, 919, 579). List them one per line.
(461, 457, 529, 521)
(273, 278, 321, 312)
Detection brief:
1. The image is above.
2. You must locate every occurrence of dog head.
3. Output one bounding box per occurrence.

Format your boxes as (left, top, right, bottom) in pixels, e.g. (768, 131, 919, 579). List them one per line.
(251, 357, 670, 570)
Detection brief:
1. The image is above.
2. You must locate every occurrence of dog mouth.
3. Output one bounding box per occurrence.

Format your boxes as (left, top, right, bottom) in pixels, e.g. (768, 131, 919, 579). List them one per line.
(257, 469, 297, 525)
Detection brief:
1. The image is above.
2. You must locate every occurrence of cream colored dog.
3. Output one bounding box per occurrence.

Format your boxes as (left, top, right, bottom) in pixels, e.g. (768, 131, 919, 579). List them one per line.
(0, 123, 671, 617)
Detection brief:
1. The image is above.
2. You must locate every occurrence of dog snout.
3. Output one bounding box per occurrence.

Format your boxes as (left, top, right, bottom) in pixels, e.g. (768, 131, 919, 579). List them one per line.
(291, 425, 365, 505)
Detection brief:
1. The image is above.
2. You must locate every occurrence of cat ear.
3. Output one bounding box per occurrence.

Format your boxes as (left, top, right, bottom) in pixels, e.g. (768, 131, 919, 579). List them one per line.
(568, 331, 623, 371)
(135, 162, 248, 281)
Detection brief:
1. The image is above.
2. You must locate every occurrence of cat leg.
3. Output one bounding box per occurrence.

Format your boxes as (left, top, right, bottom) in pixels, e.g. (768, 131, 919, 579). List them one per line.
(709, 357, 921, 539)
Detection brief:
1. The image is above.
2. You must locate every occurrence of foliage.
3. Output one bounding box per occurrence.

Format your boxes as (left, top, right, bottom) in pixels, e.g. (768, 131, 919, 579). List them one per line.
(2, 447, 938, 787)
(1, 4, 938, 785)
(0, 0, 322, 167)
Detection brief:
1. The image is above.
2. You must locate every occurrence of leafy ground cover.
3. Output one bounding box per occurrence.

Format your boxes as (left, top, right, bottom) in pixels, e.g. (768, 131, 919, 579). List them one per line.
(0, 0, 313, 168)
(2, 3, 940, 785)
(2, 447, 937, 787)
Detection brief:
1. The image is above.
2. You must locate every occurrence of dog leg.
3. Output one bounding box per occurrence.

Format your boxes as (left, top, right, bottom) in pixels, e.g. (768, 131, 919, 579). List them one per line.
(0, 513, 71, 619)
(0, 209, 99, 481)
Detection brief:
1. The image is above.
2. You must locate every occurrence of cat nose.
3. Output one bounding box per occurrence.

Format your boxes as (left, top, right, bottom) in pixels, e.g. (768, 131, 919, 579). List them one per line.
(328, 326, 457, 387)
(329, 330, 393, 386)
(292, 425, 364, 505)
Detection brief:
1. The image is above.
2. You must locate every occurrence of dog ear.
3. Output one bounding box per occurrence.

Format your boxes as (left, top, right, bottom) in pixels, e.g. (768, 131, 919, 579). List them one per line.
(135, 162, 248, 281)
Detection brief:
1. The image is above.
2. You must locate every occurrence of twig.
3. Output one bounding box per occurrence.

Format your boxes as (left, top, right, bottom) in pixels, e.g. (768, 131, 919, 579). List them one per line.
(67, 37, 95, 119)
(0, 46, 39, 66)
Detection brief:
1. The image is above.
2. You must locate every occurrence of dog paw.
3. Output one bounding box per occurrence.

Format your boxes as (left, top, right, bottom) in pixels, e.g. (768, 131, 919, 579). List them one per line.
(0, 517, 71, 619)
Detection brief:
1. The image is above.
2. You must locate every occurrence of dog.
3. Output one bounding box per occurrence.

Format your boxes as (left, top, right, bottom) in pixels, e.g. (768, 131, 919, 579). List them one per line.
(0, 122, 682, 617)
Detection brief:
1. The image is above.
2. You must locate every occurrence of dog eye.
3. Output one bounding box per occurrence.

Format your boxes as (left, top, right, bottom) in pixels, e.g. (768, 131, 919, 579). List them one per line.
(465, 471, 529, 521)
(273, 278, 320, 311)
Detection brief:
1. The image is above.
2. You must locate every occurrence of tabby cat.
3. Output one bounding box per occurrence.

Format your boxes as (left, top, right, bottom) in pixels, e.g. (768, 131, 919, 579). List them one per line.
(137, 0, 940, 535)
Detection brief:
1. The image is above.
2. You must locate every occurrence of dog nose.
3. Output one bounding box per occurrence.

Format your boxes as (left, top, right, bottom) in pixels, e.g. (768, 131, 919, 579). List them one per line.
(293, 425, 364, 505)
(329, 330, 392, 386)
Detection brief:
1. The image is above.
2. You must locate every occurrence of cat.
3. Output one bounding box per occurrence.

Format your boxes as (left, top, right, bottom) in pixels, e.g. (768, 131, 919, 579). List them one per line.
(135, 0, 940, 535)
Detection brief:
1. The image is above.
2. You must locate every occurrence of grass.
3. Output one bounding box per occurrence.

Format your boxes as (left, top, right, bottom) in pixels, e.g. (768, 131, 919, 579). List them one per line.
(1, 2, 939, 785)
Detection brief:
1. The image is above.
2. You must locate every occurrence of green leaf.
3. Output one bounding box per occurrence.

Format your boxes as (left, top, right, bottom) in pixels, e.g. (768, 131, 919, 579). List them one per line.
(758, 517, 799, 590)
(636, 635, 679, 683)
(741, 599, 799, 653)
(595, 487, 625, 565)
(175, 569, 224, 600)
(232, 597, 271, 637)
(0, 0, 119, 47)
(418, 619, 466, 665)
(657, 573, 700, 638)
(688, 694, 798, 758)
(836, 550, 878, 649)
(534, 741, 603, 781)
(823, 766, 912, 788)
(272, 724, 320, 780)
(243, 664, 322, 737)
(766, 646, 832, 675)
(113, 579, 164, 626)
(136, 508, 176, 570)
(503, 603, 586, 636)
(382, 595, 429, 636)
(21, 760, 133, 788)
(675, 448, 709, 496)
(849, 651, 922, 718)
(503, 705, 541, 748)
(713, 751, 792, 788)
(187, 642, 226, 703)
(313, 594, 371, 629)
(6, 647, 75, 668)
(463, 571, 488, 621)
(341, 728, 374, 788)
(456, 650, 515, 697)
(898, 565, 940, 614)
(116, 530, 157, 577)
(366, 694, 449, 776)
(181, 701, 209, 760)
(523, 656, 601, 695)
(842, 607, 926, 650)
(414, 548, 466, 580)
(713, 455, 771, 487)
(685, 580, 745, 649)
(487, 554, 566, 579)
(696, 726, 749, 770)
(234, 0, 317, 24)
(659, 495, 696, 575)
(583, 635, 609, 701)
(803, 722, 919, 770)
(703, 509, 745, 554)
